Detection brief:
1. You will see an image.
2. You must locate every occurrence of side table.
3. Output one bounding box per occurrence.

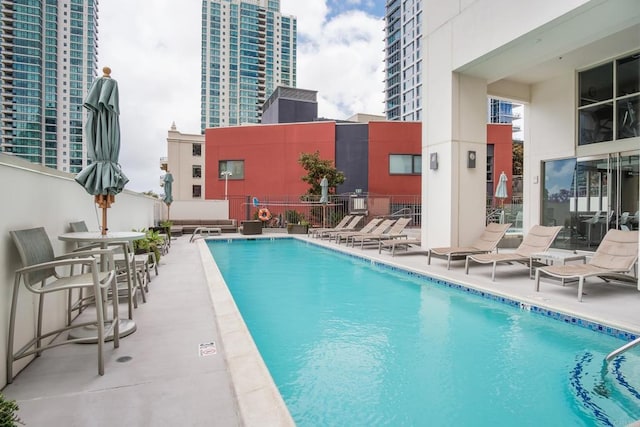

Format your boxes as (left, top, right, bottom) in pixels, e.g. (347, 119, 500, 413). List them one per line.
(529, 251, 587, 284)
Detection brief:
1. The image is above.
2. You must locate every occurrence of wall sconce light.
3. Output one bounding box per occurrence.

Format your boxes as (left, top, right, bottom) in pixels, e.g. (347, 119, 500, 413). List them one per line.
(467, 150, 476, 168)
(430, 152, 438, 170)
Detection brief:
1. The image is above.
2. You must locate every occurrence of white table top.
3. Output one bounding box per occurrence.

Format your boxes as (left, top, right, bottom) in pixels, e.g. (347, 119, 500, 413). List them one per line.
(531, 250, 586, 261)
(58, 231, 145, 243)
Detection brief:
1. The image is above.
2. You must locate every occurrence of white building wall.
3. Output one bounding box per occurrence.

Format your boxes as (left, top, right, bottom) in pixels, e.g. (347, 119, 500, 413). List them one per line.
(166, 124, 205, 201)
(423, 0, 639, 248)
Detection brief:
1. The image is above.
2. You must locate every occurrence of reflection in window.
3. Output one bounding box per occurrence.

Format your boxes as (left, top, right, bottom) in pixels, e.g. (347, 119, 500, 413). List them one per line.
(578, 52, 640, 145)
(617, 95, 639, 139)
(192, 165, 202, 178)
(192, 144, 202, 156)
(219, 160, 244, 179)
(542, 158, 576, 249)
(389, 154, 421, 174)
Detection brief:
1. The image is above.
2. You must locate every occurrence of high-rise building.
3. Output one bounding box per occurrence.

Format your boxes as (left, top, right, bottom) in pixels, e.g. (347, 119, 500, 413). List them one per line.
(384, 0, 423, 121)
(201, 0, 296, 130)
(1, 0, 98, 173)
(488, 99, 524, 142)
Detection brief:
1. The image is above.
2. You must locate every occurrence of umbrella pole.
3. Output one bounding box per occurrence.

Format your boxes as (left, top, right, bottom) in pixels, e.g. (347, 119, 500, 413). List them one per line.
(322, 204, 326, 229)
(102, 206, 108, 235)
(95, 194, 113, 235)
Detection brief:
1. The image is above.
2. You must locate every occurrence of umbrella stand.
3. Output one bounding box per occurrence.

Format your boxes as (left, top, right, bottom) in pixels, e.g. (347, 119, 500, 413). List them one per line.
(95, 194, 114, 235)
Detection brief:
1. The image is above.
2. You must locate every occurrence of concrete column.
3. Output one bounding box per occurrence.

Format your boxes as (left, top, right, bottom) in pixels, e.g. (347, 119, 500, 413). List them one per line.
(421, 23, 488, 248)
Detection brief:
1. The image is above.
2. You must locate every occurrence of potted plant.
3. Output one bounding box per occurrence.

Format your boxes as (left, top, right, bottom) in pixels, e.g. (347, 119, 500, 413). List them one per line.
(132, 228, 162, 264)
(287, 219, 309, 234)
(0, 393, 23, 426)
(159, 219, 173, 240)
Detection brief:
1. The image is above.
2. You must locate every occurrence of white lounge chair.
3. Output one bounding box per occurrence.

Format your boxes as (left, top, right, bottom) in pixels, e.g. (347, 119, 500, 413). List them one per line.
(465, 225, 562, 281)
(427, 223, 512, 269)
(534, 229, 638, 301)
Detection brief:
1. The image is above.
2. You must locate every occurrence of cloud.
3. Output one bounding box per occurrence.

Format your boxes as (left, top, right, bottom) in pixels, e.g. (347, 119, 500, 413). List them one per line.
(99, 0, 384, 193)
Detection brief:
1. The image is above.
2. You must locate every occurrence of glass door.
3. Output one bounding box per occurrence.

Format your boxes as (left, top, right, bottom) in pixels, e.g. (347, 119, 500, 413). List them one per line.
(542, 151, 639, 251)
(611, 152, 640, 231)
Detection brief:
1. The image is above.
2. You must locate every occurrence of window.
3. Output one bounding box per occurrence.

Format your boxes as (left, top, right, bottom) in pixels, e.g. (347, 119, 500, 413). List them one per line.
(192, 144, 202, 156)
(192, 185, 202, 198)
(578, 53, 639, 145)
(218, 160, 244, 179)
(389, 154, 421, 174)
(192, 165, 202, 178)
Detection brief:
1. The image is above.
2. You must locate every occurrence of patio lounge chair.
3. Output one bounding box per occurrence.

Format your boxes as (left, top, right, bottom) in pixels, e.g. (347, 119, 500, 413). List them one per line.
(313, 215, 359, 239)
(378, 238, 425, 256)
(8, 227, 120, 382)
(427, 223, 512, 269)
(534, 229, 639, 301)
(351, 217, 412, 249)
(341, 219, 396, 246)
(331, 217, 382, 243)
(465, 225, 562, 281)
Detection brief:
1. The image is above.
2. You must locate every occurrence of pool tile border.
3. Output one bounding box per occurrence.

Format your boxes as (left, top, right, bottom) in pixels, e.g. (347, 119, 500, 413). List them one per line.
(296, 238, 639, 343)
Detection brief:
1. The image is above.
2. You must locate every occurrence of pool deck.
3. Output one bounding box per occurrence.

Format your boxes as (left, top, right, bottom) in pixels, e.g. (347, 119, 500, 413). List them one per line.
(3, 230, 640, 426)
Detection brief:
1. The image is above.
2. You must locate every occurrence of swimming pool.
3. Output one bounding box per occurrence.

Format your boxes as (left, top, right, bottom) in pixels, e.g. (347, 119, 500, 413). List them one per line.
(207, 238, 640, 426)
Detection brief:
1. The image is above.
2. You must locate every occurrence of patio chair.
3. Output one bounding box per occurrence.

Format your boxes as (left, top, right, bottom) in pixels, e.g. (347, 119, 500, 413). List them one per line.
(351, 217, 412, 249)
(310, 214, 353, 238)
(70, 221, 148, 317)
(330, 217, 383, 243)
(8, 227, 120, 382)
(427, 223, 512, 269)
(339, 219, 395, 245)
(465, 225, 562, 281)
(534, 229, 639, 301)
(378, 238, 425, 256)
(317, 215, 363, 240)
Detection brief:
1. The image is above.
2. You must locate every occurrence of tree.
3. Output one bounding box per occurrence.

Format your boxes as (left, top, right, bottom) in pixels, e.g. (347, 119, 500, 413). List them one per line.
(298, 151, 346, 196)
(512, 141, 523, 176)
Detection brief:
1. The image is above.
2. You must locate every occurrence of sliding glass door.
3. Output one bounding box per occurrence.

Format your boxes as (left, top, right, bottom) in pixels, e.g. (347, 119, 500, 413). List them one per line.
(542, 152, 639, 251)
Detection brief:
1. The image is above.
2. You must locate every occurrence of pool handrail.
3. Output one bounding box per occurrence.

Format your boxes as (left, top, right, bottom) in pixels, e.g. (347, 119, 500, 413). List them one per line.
(605, 336, 640, 363)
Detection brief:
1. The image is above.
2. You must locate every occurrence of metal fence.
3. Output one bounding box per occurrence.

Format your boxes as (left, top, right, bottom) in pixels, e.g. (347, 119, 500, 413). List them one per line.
(227, 194, 422, 229)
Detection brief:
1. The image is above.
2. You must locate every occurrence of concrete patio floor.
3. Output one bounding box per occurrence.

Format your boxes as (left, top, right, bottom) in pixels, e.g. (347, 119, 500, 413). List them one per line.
(3, 230, 639, 426)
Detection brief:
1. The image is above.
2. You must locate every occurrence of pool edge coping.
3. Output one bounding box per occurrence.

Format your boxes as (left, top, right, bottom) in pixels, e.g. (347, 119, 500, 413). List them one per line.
(197, 238, 296, 427)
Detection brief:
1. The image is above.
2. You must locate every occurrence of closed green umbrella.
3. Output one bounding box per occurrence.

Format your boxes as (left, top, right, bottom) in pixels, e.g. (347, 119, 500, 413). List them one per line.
(162, 172, 173, 221)
(75, 67, 129, 235)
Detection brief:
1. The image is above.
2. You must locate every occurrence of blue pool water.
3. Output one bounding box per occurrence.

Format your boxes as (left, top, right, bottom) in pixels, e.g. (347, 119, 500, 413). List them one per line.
(208, 239, 640, 426)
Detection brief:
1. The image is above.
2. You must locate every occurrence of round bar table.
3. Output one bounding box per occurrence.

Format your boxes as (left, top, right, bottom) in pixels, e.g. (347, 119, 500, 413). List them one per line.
(59, 231, 145, 342)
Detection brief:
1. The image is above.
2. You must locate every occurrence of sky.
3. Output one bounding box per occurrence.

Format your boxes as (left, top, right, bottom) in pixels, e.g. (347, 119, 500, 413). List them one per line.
(98, 0, 387, 194)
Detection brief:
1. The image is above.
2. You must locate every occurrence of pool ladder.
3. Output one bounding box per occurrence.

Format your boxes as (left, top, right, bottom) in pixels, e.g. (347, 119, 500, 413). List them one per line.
(605, 336, 640, 364)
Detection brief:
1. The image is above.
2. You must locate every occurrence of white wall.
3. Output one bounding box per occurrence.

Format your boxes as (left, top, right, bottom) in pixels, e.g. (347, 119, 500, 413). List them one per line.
(169, 200, 229, 220)
(0, 154, 159, 386)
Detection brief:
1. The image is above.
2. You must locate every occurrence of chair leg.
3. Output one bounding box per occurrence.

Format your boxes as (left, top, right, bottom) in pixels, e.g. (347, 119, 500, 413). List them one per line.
(7, 275, 22, 384)
(36, 292, 45, 356)
(94, 285, 105, 376)
(491, 262, 497, 281)
(578, 277, 585, 302)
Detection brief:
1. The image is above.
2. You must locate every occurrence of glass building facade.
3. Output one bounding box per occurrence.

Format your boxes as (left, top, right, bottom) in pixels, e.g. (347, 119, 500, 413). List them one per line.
(201, 0, 296, 130)
(1, 0, 98, 173)
(384, 0, 422, 121)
